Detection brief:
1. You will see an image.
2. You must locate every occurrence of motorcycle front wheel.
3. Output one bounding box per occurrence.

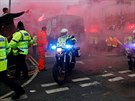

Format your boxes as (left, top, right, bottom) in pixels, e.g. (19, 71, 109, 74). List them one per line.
(52, 63, 67, 85)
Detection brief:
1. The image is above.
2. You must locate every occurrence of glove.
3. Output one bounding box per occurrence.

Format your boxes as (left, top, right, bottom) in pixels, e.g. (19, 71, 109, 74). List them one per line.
(33, 36, 36, 42)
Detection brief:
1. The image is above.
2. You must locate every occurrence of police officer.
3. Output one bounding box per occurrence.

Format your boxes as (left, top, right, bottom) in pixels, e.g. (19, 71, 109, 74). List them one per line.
(57, 28, 77, 63)
(9, 21, 33, 79)
(0, 33, 26, 100)
(57, 28, 77, 47)
(124, 30, 135, 70)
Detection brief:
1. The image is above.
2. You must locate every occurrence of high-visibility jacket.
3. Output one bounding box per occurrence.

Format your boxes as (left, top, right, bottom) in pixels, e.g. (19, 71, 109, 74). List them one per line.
(0, 35, 11, 72)
(37, 30, 48, 48)
(9, 30, 33, 56)
(112, 37, 119, 47)
(124, 36, 133, 45)
(57, 34, 77, 47)
(105, 37, 112, 46)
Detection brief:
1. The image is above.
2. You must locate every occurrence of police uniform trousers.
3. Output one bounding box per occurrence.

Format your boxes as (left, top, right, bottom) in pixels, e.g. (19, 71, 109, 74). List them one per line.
(14, 54, 28, 79)
(0, 70, 25, 94)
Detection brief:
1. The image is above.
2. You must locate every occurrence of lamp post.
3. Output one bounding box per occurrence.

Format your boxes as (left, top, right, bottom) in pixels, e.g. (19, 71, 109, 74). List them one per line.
(9, 0, 11, 12)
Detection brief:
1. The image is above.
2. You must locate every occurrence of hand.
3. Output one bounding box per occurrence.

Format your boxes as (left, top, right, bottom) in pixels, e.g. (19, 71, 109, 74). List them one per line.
(33, 36, 36, 41)
(25, 9, 29, 13)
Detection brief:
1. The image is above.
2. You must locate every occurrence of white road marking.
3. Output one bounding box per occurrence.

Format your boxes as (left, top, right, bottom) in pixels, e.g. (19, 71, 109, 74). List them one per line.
(45, 87, 69, 94)
(30, 90, 36, 93)
(128, 74, 135, 77)
(118, 70, 131, 74)
(76, 61, 85, 64)
(101, 73, 114, 77)
(80, 81, 100, 87)
(108, 77, 124, 82)
(41, 82, 58, 87)
(72, 77, 90, 82)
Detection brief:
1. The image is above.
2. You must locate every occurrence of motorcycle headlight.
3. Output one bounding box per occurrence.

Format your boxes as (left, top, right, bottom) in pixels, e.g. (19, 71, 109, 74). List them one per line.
(129, 43, 135, 48)
(51, 45, 56, 50)
(133, 43, 135, 47)
(65, 44, 73, 49)
(57, 48, 62, 52)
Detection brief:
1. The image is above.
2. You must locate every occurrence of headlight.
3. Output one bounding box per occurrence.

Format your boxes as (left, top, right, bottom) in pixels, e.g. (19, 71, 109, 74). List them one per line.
(65, 44, 73, 49)
(57, 48, 62, 52)
(133, 43, 135, 47)
(51, 45, 56, 50)
(128, 43, 135, 48)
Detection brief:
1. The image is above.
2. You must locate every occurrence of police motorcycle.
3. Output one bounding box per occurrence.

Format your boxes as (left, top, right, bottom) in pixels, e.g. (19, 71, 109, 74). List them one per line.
(125, 42, 135, 70)
(51, 38, 80, 85)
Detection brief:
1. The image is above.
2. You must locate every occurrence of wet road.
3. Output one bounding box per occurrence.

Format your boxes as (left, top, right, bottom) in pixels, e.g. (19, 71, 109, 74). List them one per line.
(1, 52, 135, 101)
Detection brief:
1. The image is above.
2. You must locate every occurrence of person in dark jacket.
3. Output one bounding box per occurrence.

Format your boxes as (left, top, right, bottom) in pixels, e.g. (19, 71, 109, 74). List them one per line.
(0, 7, 29, 67)
(0, 7, 29, 41)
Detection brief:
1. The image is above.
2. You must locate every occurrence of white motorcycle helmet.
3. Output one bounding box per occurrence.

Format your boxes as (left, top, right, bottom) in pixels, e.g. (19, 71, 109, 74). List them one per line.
(133, 30, 135, 34)
(60, 28, 68, 36)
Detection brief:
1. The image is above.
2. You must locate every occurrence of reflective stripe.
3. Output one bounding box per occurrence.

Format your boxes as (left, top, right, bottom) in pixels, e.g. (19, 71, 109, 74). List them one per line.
(6, 47, 10, 49)
(19, 31, 30, 42)
(0, 38, 4, 42)
(19, 47, 28, 49)
(0, 58, 7, 61)
(24, 33, 29, 36)
(0, 46, 6, 49)
(12, 39, 18, 43)
(19, 40, 29, 42)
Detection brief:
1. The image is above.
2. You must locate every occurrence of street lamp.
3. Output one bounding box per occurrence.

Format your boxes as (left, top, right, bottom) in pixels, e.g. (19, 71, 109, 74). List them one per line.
(9, 0, 11, 12)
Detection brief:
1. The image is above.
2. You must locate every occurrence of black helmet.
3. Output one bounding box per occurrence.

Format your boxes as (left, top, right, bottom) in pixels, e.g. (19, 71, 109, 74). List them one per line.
(17, 21, 25, 30)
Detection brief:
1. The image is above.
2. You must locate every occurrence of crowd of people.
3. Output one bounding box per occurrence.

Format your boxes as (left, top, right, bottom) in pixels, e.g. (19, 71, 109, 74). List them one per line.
(0, 7, 48, 100)
(0, 7, 30, 100)
(0, 7, 75, 100)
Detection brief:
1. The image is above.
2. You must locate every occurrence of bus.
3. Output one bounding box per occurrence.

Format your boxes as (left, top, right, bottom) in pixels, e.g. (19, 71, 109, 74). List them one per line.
(39, 15, 85, 47)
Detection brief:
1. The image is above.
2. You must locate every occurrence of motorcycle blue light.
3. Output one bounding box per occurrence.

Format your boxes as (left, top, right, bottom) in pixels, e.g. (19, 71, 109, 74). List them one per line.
(129, 43, 135, 48)
(133, 43, 135, 47)
(51, 45, 56, 50)
(65, 44, 72, 49)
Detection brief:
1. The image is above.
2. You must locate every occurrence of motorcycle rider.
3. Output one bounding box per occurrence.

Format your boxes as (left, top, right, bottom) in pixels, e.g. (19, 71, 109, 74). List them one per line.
(57, 28, 77, 63)
(124, 30, 135, 70)
(57, 28, 76, 47)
